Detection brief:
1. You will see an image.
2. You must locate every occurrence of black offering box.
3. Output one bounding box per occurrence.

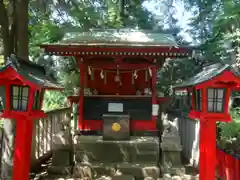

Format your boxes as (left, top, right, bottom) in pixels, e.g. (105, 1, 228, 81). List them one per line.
(103, 114, 130, 141)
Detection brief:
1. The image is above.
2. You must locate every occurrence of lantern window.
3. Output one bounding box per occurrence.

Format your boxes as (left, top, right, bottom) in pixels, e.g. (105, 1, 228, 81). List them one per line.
(11, 85, 29, 111)
(187, 91, 192, 108)
(207, 88, 225, 113)
(32, 90, 43, 110)
(195, 89, 202, 111)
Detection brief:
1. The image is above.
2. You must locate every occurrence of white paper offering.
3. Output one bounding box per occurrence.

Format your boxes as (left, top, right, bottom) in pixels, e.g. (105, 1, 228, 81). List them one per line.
(108, 103, 123, 112)
(152, 104, 159, 116)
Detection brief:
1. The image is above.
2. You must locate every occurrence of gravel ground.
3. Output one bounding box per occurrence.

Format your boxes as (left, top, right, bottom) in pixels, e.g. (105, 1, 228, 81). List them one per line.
(30, 158, 200, 180)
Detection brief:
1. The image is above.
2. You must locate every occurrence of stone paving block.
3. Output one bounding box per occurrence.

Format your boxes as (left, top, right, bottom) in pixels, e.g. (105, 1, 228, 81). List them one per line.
(52, 150, 72, 166)
(112, 175, 135, 180)
(73, 164, 93, 179)
(47, 166, 72, 175)
(73, 162, 160, 180)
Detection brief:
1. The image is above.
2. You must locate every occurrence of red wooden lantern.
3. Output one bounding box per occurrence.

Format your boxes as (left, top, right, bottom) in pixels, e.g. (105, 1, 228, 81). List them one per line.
(0, 55, 62, 180)
(173, 63, 240, 180)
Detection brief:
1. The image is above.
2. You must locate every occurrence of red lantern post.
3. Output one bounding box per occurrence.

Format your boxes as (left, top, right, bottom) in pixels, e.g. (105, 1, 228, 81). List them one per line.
(173, 63, 240, 180)
(0, 55, 62, 180)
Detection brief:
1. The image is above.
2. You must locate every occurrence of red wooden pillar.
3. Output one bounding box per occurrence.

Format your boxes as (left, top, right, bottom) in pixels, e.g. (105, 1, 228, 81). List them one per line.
(199, 88, 217, 180)
(199, 120, 206, 180)
(199, 119, 216, 180)
(151, 66, 157, 129)
(224, 88, 231, 113)
(78, 61, 85, 130)
(13, 118, 33, 180)
(235, 156, 240, 180)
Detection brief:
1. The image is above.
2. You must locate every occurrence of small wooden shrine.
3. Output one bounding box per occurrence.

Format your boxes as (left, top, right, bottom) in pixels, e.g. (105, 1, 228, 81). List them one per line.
(40, 29, 192, 137)
(39, 29, 193, 179)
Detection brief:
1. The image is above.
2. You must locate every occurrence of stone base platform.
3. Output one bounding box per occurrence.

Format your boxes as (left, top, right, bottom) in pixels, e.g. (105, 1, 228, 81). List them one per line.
(74, 136, 160, 163)
(73, 136, 160, 179)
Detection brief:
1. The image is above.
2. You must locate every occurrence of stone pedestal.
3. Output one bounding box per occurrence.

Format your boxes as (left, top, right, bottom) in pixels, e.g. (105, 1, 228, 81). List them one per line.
(161, 133, 185, 176)
(48, 129, 73, 175)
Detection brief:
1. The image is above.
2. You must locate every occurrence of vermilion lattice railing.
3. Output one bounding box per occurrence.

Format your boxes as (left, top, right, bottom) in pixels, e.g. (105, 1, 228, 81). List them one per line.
(216, 148, 240, 180)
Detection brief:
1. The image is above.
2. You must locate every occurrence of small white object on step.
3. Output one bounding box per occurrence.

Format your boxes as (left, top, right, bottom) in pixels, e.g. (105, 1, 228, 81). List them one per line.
(163, 173, 172, 180)
(144, 177, 155, 180)
(182, 174, 192, 180)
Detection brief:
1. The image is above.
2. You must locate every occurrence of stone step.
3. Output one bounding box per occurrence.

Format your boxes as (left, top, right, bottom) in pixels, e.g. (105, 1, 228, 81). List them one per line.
(75, 150, 159, 163)
(96, 174, 135, 180)
(74, 136, 160, 151)
(74, 136, 160, 163)
(73, 162, 160, 180)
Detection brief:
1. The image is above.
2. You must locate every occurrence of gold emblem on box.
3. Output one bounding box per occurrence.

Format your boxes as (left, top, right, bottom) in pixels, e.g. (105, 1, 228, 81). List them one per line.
(112, 122, 121, 132)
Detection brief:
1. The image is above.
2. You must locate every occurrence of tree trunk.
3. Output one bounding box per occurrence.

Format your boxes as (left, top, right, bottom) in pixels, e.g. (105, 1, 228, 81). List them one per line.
(0, 0, 12, 60)
(0, 0, 29, 179)
(16, 0, 29, 59)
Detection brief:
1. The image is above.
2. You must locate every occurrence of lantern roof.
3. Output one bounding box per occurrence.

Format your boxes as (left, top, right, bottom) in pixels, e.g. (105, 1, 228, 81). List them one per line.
(1, 54, 62, 89)
(173, 63, 239, 89)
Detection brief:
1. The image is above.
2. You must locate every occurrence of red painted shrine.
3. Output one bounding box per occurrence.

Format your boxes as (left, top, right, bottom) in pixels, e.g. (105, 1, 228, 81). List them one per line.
(40, 29, 192, 135)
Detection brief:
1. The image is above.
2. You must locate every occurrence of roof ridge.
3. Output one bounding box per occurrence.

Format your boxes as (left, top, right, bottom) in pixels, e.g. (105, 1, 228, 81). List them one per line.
(64, 28, 174, 34)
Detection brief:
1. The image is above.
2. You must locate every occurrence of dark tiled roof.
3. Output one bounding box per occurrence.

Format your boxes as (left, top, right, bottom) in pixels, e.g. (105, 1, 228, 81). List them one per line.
(173, 63, 235, 89)
(1, 54, 62, 89)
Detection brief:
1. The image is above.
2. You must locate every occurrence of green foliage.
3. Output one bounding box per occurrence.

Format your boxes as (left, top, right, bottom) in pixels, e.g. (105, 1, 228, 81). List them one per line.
(217, 107, 240, 151)
(28, 5, 67, 110)
(2, 0, 194, 110)
(218, 122, 240, 141)
(157, 58, 198, 94)
(52, 56, 80, 96)
(230, 107, 240, 122)
(29, 21, 64, 59)
(184, 0, 240, 64)
(43, 91, 68, 111)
